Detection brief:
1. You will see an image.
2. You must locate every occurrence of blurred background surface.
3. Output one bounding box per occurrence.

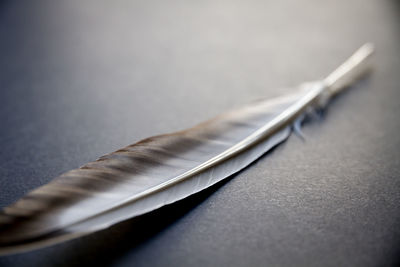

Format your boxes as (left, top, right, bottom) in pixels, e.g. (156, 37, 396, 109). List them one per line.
(0, 0, 399, 266)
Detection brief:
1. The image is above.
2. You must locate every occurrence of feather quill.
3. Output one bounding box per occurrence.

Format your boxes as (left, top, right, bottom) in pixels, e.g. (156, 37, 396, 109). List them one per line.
(0, 44, 374, 255)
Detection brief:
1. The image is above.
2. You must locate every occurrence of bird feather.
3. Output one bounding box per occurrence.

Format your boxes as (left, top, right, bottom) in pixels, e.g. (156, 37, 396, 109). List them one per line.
(0, 44, 374, 255)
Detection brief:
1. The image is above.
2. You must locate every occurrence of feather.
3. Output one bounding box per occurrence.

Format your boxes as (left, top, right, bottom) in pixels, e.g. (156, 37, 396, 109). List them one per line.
(0, 44, 374, 255)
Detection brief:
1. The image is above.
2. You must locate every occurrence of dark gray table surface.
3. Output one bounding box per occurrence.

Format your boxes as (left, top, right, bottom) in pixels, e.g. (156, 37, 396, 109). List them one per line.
(0, 0, 399, 266)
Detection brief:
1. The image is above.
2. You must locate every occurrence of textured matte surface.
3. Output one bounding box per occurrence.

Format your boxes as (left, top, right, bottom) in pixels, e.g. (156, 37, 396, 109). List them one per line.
(0, 0, 399, 266)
